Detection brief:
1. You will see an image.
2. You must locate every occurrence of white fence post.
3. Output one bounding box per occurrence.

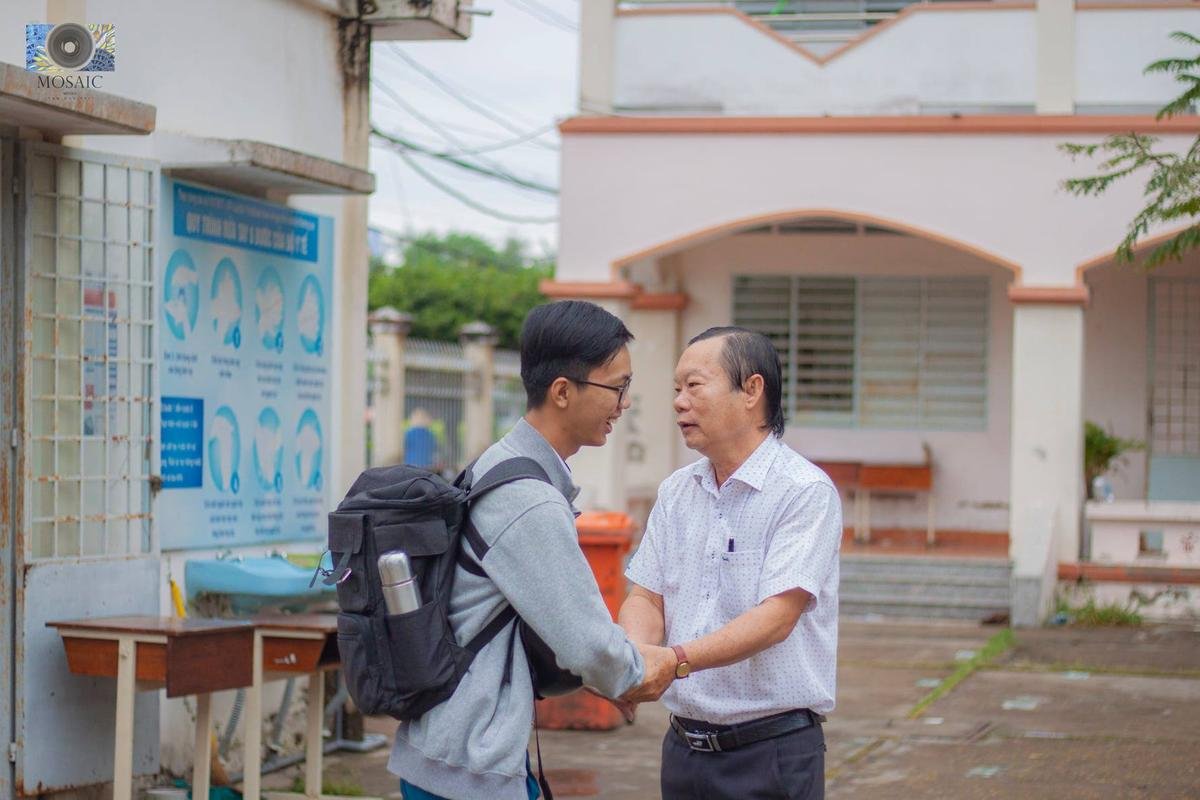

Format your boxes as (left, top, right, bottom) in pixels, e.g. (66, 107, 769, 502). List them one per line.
(368, 307, 412, 466)
(460, 321, 498, 464)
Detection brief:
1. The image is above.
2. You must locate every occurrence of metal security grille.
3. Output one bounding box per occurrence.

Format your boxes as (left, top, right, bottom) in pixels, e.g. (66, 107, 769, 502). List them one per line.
(734, 275, 989, 430)
(23, 144, 156, 559)
(1150, 278, 1200, 456)
(403, 338, 469, 475)
(624, 1, 956, 49)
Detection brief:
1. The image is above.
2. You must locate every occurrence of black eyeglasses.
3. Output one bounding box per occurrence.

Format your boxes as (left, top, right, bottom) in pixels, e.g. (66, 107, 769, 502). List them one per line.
(572, 377, 632, 405)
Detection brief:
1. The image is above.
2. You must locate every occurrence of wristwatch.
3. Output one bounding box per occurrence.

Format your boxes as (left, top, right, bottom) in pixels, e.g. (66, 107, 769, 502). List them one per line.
(670, 644, 691, 679)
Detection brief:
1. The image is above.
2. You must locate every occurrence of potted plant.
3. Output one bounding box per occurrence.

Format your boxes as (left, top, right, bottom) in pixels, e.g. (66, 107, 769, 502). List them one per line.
(1083, 421, 1145, 500)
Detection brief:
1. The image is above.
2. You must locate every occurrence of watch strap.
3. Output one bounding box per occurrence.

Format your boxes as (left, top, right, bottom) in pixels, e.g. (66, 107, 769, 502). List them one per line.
(671, 644, 689, 678)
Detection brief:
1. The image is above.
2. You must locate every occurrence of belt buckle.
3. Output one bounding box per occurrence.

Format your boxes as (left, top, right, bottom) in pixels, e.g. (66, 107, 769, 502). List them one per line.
(684, 731, 721, 752)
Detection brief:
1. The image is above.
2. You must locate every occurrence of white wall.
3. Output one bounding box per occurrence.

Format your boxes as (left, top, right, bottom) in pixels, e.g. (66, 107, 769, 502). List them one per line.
(0, 0, 347, 164)
(613, 7, 1197, 115)
(616, 9, 1035, 115)
(558, 130, 1194, 290)
(1075, 10, 1200, 110)
(627, 232, 1014, 533)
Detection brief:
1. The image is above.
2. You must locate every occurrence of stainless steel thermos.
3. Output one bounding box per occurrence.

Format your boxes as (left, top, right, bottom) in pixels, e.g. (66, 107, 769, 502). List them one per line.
(378, 551, 421, 614)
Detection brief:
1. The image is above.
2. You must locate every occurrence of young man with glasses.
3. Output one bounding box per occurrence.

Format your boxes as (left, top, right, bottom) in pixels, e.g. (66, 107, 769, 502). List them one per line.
(390, 300, 677, 800)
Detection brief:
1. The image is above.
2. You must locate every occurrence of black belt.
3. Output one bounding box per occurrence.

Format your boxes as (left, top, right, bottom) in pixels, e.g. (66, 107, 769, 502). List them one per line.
(670, 709, 825, 753)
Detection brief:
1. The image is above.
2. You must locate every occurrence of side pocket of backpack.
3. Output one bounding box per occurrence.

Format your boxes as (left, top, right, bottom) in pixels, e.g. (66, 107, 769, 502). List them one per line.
(378, 599, 465, 718)
(336, 612, 385, 716)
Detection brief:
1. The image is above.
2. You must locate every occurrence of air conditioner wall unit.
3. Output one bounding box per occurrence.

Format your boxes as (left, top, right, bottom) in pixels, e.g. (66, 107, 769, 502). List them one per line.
(362, 0, 473, 41)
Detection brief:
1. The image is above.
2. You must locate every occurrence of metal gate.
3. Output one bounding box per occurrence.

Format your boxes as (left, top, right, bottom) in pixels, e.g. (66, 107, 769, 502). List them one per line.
(1148, 277, 1200, 501)
(403, 339, 469, 476)
(7, 141, 161, 795)
(2, 135, 19, 800)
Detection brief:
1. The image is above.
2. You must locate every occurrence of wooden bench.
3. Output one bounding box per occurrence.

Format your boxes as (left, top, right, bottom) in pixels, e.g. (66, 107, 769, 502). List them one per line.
(47, 616, 255, 800)
(243, 613, 354, 800)
(814, 445, 935, 545)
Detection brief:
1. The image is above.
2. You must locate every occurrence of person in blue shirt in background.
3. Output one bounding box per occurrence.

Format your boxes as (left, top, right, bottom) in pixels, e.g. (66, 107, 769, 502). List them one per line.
(403, 407, 438, 470)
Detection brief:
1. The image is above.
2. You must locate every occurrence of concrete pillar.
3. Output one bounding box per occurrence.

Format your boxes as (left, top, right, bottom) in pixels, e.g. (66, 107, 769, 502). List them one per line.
(626, 301, 685, 502)
(1036, 0, 1075, 114)
(368, 307, 412, 466)
(460, 321, 498, 463)
(560, 297, 634, 512)
(333, 16, 372, 496)
(578, 0, 616, 115)
(1008, 287, 1088, 624)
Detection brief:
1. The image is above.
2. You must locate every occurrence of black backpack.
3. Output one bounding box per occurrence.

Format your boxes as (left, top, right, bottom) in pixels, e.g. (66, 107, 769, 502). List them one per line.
(322, 457, 581, 721)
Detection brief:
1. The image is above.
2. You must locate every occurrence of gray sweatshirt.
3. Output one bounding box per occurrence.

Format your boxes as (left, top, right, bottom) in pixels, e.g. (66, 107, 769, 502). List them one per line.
(387, 419, 645, 799)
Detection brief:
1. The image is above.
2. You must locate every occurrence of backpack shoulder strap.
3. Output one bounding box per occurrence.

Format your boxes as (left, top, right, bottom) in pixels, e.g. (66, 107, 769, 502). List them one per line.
(467, 456, 551, 501)
(460, 456, 554, 565)
(463, 605, 518, 656)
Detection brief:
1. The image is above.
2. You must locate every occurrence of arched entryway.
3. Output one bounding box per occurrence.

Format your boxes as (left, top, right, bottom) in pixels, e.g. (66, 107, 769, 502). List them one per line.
(617, 210, 1017, 542)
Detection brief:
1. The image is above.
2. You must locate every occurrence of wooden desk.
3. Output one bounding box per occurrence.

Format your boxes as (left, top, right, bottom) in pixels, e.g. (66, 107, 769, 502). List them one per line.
(814, 456, 936, 545)
(244, 614, 348, 800)
(47, 616, 254, 800)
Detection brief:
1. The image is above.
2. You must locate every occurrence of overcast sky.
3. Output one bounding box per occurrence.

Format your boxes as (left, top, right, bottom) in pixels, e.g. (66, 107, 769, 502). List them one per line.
(367, 0, 580, 258)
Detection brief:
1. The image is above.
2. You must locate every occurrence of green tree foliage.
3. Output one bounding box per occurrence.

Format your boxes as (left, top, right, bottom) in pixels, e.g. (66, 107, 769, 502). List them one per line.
(368, 232, 552, 349)
(1061, 31, 1200, 268)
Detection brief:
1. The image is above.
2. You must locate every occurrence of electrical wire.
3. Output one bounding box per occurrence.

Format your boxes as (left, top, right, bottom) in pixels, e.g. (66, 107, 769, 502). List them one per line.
(422, 121, 559, 157)
(385, 46, 559, 150)
(372, 126, 558, 195)
(373, 83, 550, 142)
(372, 78, 556, 190)
(394, 149, 558, 224)
(503, 0, 578, 33)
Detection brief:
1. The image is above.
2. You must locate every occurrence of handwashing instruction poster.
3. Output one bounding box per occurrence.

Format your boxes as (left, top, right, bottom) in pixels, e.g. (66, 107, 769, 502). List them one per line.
(158, 179, 333, 549)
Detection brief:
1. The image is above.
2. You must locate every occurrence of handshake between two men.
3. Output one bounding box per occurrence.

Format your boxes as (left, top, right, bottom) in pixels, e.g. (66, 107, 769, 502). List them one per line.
(389, 301, 841, 800)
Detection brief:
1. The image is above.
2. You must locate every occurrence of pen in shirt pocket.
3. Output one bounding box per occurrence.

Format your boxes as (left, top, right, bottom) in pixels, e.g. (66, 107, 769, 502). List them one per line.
(727, 538, 735, 553)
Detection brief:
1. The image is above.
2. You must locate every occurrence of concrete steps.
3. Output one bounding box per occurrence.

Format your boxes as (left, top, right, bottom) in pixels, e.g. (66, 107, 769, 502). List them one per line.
(839, 553, 1012, 621)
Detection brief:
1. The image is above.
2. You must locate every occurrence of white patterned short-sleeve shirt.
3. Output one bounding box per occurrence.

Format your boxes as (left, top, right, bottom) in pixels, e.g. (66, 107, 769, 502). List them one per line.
(625, 434, 842, 724)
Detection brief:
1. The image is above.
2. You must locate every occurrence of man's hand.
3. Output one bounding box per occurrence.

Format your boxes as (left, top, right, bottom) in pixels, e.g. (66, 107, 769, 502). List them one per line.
(620, 643, 676, 704)
(584, 687, 636, 723)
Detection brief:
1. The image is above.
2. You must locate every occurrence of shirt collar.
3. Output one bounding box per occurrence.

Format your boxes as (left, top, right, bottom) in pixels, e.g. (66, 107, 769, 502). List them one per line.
(506, 418, 582, 509)
(691, 434, 781, 495)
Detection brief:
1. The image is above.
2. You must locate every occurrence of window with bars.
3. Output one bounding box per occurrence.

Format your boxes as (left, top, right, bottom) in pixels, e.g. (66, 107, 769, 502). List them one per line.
(25, 146, 156, 560)
(1150, 278, 1200, 457)
(733, 275, 990, 430)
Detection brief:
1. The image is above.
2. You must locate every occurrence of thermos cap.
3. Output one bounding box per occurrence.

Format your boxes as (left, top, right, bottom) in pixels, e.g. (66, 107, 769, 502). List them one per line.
(378, 551, 413, 584)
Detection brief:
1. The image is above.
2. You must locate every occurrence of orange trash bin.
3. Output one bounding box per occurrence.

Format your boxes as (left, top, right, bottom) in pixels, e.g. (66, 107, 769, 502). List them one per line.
(535, 511, 637, 731)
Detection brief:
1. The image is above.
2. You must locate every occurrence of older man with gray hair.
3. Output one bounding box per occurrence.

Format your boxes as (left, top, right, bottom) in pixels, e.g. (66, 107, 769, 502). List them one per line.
(618, 326, 842, 800)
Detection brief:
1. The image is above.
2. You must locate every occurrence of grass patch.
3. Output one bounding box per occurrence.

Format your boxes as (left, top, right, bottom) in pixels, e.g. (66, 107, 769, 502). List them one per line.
(1056, 598, 1143, 627)
(907, 629, 1014, 720)
(288, 775, 366, 797)
(980, 662, 1200, 679)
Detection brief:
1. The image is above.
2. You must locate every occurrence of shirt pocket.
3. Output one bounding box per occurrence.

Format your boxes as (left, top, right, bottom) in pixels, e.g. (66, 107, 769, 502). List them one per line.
(717, 550, 763, 620)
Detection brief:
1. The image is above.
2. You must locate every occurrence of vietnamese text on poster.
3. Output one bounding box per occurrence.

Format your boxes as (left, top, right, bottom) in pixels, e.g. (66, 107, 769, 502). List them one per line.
(157, 179, 333, 549)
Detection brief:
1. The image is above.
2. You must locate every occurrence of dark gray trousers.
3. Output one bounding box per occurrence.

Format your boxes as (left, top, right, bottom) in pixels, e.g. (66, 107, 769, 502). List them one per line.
(660, 721, 825, 800)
